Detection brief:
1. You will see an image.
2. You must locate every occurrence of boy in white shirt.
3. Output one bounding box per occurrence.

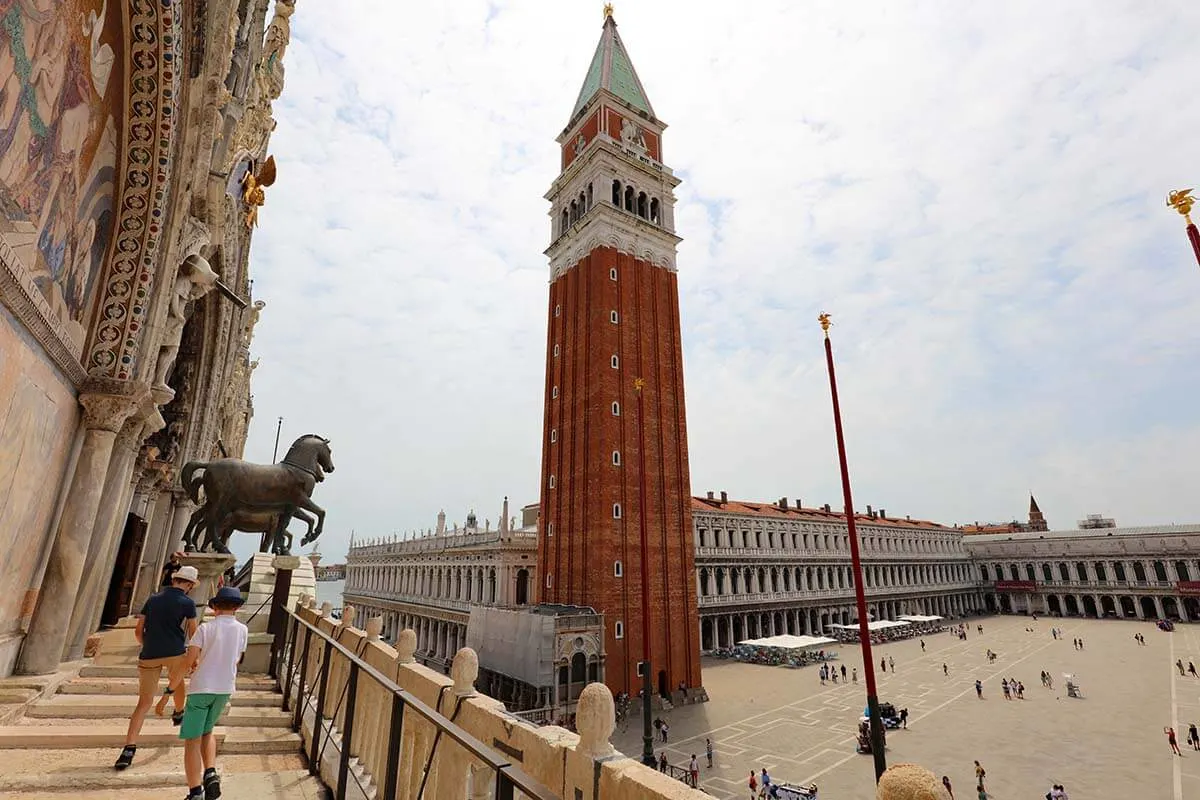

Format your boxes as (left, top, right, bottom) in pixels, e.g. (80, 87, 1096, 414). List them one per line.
(179, 586, 248, 800)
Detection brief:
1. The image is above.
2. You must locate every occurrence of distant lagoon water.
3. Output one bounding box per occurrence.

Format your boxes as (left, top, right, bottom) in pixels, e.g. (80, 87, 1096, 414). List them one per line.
(315, 578, 345, 608)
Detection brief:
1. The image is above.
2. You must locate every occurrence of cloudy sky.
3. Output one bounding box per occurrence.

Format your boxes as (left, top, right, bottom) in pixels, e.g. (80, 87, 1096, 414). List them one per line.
(237, 1, 1200, 563)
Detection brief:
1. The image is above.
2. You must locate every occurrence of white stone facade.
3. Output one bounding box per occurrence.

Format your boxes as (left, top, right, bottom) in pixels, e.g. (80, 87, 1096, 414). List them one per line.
(344, 502, 537, 668)
(692, 497, 983, 650)
(964, 523, 1200, 621)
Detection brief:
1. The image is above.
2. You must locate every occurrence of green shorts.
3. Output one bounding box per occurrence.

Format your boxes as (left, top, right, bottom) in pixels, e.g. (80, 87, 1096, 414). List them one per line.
(179, 693, 230, 740)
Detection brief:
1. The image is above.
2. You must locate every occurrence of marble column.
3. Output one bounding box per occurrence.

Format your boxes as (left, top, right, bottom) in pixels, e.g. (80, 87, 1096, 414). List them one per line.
(65, 406, 164, 660)
(166, 495, 195, 557)
(17, 384, 143, 675)
(130, 489, 178, 613)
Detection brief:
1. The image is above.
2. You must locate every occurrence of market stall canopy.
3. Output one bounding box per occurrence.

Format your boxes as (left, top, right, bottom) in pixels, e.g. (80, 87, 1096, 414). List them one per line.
(736, 634, 837, 649)
(830, 620, 912, 631)
(898, 614, 943, 622)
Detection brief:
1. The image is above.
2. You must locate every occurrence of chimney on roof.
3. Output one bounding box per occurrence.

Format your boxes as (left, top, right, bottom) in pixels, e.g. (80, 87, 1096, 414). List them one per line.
(823, 503, 831, 513)
(720, 491, 727, 504)
(794, 499, 801, 509)
(907, 514, 912, 521)
(879, 508, 886, 519)
(866, 504, 873, 518)
(779, 497, 788, 509)
(706, 491, 714, 500)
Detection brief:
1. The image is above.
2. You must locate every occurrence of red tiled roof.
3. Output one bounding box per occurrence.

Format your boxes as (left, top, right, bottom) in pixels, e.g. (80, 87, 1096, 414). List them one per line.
(690, 496, 951, 530)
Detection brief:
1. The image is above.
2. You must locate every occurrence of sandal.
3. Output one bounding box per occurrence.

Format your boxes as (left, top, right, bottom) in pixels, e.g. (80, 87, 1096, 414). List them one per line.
(204, 769, 222, 800)
(172, 709, 185, 726)
(113, 745, 136, 770)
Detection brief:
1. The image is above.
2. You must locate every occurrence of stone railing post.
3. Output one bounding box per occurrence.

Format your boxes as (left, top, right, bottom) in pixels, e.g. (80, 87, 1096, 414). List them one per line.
(396, 628, 416, 664)
(320, 601, 333, 619)
(451, 647, 478, 698)
(576, 683, 616, 758)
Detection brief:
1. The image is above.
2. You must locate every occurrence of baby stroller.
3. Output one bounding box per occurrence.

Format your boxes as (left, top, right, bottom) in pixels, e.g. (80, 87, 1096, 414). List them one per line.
(1064, 673, 1083, 698)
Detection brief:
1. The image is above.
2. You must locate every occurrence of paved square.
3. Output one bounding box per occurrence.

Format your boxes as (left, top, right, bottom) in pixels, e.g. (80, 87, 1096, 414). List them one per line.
(614, 616, 1200, 798)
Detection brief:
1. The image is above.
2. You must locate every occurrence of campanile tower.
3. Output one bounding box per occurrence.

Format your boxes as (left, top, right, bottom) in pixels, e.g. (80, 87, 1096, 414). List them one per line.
(538, 9, 702, 696)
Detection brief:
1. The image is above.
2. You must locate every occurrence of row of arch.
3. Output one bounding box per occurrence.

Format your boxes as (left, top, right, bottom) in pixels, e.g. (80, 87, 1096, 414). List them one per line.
(698, 562, 972, 597)
(700, 593, 980, 650)
(981, 558, 1194, 585)
(696, 523, 962, 556)
(554, 178, 665, 240)
(988, 591, 1200, 622)
(347, 563, 532, 607)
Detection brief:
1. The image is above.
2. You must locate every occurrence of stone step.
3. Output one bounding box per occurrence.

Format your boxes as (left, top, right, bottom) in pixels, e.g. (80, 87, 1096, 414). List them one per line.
(0, 769, 324, 799)
(79, 665, 275, 689)
(0, 723, 301, 753)
(26, 696, 291, 727)
(58, 681, 281, 706)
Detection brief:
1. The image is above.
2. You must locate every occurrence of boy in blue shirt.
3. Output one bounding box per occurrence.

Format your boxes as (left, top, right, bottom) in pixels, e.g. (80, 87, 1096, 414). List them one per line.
(115, 564, 198, 769)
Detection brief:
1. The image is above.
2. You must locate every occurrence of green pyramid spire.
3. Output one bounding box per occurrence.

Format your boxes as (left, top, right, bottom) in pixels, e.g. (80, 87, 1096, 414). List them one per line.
(571, 12, 656, 120)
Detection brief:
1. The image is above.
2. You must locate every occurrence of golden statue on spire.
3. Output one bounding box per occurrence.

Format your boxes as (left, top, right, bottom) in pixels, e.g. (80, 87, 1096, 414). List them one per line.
(1168, 189, 1196, 225)
(603, 3, 614, 19)
(818, 312, 832, 337)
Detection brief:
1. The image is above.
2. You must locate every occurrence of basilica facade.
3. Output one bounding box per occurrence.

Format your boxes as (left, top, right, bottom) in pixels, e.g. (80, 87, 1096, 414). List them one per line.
(0, 0, 296, 676)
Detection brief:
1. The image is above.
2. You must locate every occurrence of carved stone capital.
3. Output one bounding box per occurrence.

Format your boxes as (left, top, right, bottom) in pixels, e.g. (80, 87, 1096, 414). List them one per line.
(78, 379, 148, 433)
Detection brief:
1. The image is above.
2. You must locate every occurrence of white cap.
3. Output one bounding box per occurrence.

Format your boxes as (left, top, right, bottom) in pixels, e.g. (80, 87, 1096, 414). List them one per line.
(175, 565, 199, 583)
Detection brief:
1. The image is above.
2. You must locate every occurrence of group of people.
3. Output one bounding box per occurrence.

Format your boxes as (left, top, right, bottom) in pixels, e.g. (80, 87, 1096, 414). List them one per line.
(1165, 724, 1200, 755)
(1175, 659, 1199, 678)
(114, 561, 250, 800)
(818, 662, 856, 685)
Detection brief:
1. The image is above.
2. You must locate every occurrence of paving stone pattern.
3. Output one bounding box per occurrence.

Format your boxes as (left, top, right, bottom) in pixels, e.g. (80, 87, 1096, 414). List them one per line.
(614, 616, 1196, 799)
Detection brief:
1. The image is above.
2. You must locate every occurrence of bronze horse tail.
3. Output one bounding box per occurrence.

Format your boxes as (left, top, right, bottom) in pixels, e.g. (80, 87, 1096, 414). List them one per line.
(180, 461, 207, 504)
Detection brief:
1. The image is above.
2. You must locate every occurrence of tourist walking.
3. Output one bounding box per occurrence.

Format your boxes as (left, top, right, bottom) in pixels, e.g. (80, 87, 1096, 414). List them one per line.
(1178, 660, 1187, 676)
(660, 722, 669, 742)
(747, 770, 757, 799)
(943, 663, 949, 676)
(975, 679, 983, 699)
(660, 753, 668, 772)
(831, 669, 838, 684)
(1016, 681, 1025, 699)
(899, 707, 908, 729)
(880, 657, 886, 673)
(942, 775, 954, 799)
(689, 754, 699, 788)
(1001, 679, 1011, 700)
(1050, 783, 1069, 799)
(1190, 724, 1200, 751)
(179, 586, 248, 800)
(706, 737, 713, 767)
(920, 639, 926, 652)
(114, 565, 200, 771)
(1189, 662, 1198, 678)
(840, 664, 847, 681)
(760, 767, 772, 798)
(889, 656, 895, 672)
(973, 760, 986, 786)
(1167, 726, 1183, 756)
(852, 668, 858, 684)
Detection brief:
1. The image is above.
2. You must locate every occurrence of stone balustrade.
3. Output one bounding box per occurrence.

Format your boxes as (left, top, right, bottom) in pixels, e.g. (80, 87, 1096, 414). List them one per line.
(286, 599, 705, 799)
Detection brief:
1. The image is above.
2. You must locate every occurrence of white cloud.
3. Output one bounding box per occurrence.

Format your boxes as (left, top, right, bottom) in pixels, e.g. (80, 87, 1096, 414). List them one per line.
(235, 1, 1200, 562)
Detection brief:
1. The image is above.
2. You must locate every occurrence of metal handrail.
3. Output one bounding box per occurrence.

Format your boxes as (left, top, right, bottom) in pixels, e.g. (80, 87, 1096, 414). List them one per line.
(280, 607, 558, 800)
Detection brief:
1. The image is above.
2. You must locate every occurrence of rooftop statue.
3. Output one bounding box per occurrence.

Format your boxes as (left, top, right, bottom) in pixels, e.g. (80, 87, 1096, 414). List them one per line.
(180, 434, 334, 555)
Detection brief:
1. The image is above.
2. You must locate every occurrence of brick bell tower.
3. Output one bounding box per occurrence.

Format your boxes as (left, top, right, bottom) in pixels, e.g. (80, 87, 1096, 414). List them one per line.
(538, 8, 702, 698)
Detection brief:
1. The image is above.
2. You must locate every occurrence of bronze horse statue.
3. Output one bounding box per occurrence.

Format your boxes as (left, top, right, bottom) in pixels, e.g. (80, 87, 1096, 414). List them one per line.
(180, 434, 334, 555)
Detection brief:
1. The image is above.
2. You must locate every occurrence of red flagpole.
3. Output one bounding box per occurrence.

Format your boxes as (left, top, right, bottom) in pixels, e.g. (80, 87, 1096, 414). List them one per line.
(1187, 223, 1200, 269)
(819, 313, 887, 781)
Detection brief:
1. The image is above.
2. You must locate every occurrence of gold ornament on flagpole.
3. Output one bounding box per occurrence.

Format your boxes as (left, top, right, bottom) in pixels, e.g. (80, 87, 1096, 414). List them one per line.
(1167, 189, 1195, 225)
(603, 3, 614, 19)
(818, 312, 832, 338)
